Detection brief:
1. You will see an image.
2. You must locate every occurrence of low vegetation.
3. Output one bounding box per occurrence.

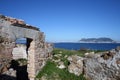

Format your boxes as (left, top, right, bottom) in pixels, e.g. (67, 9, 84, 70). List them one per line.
(36, 61, 85, 80)
(16, 58, 27, 66)
(36, 48, 105, 80)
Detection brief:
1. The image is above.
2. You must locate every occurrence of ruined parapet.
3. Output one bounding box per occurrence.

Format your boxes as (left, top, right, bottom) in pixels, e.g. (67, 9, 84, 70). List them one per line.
(0, 14, 53, 80)
(0, 14, 39, 31)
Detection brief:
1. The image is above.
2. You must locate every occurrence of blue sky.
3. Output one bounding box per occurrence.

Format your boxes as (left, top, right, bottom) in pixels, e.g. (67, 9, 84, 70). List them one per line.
(0, 0, 120, 42)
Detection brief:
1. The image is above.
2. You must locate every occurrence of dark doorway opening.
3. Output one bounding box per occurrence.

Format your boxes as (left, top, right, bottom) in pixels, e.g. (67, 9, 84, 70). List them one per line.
(10, 38, 33, 80)
(10, 60, 29, 80)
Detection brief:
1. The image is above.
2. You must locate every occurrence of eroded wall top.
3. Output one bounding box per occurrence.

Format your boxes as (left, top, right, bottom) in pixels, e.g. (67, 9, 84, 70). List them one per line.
(0, 14, 39, 31)
(0, 14, 44, 41)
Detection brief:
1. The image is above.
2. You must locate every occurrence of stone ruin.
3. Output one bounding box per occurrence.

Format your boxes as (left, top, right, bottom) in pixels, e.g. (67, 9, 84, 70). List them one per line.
(0, 14, 53, 80)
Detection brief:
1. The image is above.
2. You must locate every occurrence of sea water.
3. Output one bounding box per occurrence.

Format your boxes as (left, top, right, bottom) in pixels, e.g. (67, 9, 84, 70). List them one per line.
(54, 43, 120, 50)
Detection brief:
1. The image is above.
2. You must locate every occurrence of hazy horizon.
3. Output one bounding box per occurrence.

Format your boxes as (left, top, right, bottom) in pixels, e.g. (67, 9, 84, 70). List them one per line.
(0, 0, 120, 42)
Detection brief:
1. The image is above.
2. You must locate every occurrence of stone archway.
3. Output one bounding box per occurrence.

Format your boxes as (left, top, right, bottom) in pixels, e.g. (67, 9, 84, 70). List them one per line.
(0, 15, 53, 80)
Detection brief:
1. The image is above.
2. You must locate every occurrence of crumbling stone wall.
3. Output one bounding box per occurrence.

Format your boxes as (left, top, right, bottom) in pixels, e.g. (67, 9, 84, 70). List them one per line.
(0, 14, 53, 80)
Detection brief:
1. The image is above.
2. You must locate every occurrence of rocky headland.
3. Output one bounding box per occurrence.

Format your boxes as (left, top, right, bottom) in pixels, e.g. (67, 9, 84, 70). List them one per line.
(79, 37, 116, 43)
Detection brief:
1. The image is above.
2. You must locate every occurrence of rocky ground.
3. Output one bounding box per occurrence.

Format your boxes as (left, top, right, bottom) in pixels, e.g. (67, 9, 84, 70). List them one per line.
(0, 57, 28, 80)
(36, 46, 120, 80)
(84, 47, 120, 80)
(1, 46, 120, 80)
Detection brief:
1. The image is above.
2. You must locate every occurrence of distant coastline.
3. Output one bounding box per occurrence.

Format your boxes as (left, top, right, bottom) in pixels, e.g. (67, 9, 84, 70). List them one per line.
(54, 42, 120, 44)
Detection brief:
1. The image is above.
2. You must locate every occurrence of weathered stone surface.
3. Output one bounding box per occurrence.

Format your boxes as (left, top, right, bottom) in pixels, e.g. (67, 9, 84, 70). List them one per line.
(84, 49, 120, 80)
(67, 55, 84, 76)
(0, 36, 15, 57)
(57, 61, 66, 69)
(0, 14, 39, 31)
(116, 46, 120, 51)
(0, 14, 53, 80)
(84, 51, 95, 58)
(12, 44, 27, 59)
(0, 54, 11, 76)
(2, 68, 16, 77)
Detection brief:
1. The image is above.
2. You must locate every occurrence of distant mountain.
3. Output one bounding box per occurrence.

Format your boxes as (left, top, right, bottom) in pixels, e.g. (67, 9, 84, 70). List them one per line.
(79, 37, 116, 43)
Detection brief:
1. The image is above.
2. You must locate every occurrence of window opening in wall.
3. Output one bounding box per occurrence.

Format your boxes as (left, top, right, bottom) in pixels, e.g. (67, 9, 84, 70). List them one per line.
(16, 38, 27, 44)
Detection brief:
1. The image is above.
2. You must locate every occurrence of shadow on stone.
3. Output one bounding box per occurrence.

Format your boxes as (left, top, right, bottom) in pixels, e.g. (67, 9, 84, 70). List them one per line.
(0, 74, 16, 80)
(10, 60, 29, 80)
